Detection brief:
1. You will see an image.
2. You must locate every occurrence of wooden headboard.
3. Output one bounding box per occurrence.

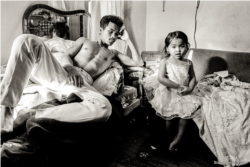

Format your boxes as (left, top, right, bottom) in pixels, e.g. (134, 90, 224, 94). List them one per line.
(22, 4, 91, 41)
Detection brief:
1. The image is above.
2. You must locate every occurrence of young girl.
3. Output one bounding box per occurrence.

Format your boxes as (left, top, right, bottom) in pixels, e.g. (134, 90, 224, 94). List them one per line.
(143, 31, 201, 152)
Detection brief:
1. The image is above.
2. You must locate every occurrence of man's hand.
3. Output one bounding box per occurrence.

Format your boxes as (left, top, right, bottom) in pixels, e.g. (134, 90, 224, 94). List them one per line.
(118, 26, 130, 41)
(64, 66, 84, 87)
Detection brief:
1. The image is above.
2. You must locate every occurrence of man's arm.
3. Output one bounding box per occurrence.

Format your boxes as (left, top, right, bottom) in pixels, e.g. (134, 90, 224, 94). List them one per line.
(59, 37, 87, 87)
(59, 37, 87, 68)
(116, 30, 143, 67)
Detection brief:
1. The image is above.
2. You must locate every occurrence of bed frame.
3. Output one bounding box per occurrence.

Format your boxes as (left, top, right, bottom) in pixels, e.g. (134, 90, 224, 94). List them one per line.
(22, 3, 90, 41)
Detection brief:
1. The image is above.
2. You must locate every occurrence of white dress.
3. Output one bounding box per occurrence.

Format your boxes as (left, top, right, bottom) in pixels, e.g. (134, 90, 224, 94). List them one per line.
(144, 59, 201, 120)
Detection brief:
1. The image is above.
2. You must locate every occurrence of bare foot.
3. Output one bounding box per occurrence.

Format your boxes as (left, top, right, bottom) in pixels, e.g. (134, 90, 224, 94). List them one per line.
(169, 135, 181, 152)
(13, 108, 36, 129)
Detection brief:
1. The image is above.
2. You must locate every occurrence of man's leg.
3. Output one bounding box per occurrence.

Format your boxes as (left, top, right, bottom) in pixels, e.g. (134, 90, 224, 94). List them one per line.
(1, 34, 68, 107)
(1, 35, 47, 135)
(1, 34, 112, 132)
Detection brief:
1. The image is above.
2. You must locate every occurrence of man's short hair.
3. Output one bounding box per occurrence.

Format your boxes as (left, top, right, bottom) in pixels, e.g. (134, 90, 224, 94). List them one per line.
(100, 15, 123, 29)
(53, 22, 69, 39)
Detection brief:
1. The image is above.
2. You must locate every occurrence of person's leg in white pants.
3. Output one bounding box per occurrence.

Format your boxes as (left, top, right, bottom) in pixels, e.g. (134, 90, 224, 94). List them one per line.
(1, 34, 112, 134)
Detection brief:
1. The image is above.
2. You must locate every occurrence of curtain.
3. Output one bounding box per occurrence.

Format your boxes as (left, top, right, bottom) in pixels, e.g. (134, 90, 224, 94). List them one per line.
(90, 1, 127, 54)
(48, 1, 91, 40)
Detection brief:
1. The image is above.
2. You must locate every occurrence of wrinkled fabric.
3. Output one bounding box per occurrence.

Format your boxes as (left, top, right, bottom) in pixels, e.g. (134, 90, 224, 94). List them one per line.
(1, 133, 34, 165)
(193, 71, 250, 167)
(143, 59, 201, 120)
(74, 66, 93, 85)
(92, 62, 123, 96)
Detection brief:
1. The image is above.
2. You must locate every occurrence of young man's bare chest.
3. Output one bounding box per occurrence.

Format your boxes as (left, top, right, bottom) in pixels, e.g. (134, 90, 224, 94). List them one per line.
(73, 41, 117, 79)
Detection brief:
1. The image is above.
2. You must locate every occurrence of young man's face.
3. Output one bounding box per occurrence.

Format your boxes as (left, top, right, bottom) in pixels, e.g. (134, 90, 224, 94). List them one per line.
(100, 22, 120, 46)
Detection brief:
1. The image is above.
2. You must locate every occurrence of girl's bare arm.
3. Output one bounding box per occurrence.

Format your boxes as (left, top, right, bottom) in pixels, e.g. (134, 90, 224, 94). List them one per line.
(158, 59, 180, 89)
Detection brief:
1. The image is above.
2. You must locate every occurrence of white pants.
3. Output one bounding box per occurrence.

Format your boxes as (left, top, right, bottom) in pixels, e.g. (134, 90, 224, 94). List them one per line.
(1, 34, 112, 123)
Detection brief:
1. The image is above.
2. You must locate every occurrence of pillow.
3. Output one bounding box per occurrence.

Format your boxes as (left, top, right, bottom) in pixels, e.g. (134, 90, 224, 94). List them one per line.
(92, 62, 124, 96)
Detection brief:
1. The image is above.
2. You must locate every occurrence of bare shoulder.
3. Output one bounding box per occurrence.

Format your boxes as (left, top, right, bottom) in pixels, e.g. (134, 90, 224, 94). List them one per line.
(75, 37, 89, 45)
(160, 58, 167, 64)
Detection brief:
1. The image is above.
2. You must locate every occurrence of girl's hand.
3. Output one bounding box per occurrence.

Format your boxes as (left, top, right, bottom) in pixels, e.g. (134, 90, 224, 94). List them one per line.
(176, 86, 184, 96)
(178, 86, 191, 96)
(65, 67, 84, 87)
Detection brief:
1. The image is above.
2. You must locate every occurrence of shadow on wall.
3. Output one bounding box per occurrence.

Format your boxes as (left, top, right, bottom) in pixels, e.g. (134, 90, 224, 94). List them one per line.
(206, 56, 228, 74)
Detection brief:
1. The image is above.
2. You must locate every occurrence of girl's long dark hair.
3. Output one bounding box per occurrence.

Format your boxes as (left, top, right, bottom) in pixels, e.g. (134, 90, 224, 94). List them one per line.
(162, 31, 190, 58)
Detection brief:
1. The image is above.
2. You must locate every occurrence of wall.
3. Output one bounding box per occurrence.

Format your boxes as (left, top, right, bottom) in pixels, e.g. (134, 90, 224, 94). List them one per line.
(146, 1, 196, 52)
(1, 1, 146, 65)
(1, 1, 47, 66)
(196, 1, 250, 52)
(145, 1, 250, 53)
(2, 1, 250, 66)
(124, 1, 147, 55)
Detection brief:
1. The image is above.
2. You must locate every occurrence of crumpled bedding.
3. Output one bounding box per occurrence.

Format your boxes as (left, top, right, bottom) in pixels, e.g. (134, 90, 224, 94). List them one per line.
(1, 133, 35, 166)
(92, 61, 123, 96)
(193, 71, 250, 167)
(1, 113, 105, 166)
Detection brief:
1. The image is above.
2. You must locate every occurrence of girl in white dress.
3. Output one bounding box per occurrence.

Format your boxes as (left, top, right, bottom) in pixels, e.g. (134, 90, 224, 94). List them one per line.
(143, 31, 201, 152)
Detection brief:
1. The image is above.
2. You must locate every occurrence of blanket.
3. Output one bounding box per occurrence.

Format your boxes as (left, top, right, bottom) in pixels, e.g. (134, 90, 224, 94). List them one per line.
(193, 71, 250, 167)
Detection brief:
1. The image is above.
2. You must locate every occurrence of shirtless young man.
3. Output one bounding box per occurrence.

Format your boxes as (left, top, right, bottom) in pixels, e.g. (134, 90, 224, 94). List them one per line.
(61, 15, 143, 86)
(1, 15, 143, 141)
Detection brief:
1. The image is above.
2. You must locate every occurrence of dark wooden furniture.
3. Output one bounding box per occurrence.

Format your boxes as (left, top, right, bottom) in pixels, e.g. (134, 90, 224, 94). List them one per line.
(22, 3, 90, 40)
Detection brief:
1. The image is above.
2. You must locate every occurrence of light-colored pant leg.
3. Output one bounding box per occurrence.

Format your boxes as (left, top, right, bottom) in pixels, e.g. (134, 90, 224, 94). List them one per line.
(36, 84, 112, 122)
(1, 34, 111, 122)
(1, 35, 36, 107)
